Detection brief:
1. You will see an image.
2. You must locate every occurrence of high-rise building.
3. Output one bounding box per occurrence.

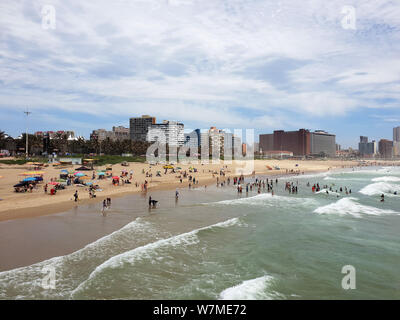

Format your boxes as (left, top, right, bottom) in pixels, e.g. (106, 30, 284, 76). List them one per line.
(130, 115, 156, 141)
(358, 136, 377, 156)
(91, 126, 129, 142)
(259, 129, 335, 156)
(310, 130, 336, 156)
(393, 126, 400, 142)
(184, 129, 201, 152)
(378, 139, 393, 159)
(147, 120, 185, 146)
(393, 126, 400, 157)
(112, 126, 129, 140)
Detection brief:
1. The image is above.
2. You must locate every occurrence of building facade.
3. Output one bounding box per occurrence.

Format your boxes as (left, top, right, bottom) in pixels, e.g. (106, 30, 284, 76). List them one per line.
(90, 126, 129, 142)
(393, 126, 400, 142)
(130, 115, 156, 142)
(358, 136, 377, 156)
(310, 130, 336, 156)
(378, 139, 393, 159)
(35, 131, 75, 140)
(147, 120, 185, 146)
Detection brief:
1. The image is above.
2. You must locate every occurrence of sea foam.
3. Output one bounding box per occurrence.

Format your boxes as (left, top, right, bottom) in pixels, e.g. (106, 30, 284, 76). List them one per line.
(314, 197, 398, 218)
(219, 275, 277, 300)
(359, 182, 400, 197)
(71, 217, 244, 296)
(371, 176, 400, 182)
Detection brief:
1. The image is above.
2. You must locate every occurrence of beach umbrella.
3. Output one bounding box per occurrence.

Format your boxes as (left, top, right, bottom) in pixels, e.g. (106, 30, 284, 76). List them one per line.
(74, 172, 85, 177)
(22, 177, 36, 182)
(79, 176, 90, 180)
(112, 176, 120, 180)
(57, 179, 66, 182)
(98, 172, 105, 176)
(60, 169, 68, 173)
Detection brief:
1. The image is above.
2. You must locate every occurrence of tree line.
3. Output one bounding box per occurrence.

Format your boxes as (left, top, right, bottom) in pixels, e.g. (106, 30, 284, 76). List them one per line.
(0, 130, 150, 156)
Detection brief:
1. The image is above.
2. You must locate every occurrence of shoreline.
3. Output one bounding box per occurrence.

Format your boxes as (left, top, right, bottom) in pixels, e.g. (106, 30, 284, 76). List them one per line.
(1, 159, 398, 222)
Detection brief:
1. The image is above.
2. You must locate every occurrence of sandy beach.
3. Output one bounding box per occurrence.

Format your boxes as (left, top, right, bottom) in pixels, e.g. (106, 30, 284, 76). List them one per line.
(0, 159, 399, 222)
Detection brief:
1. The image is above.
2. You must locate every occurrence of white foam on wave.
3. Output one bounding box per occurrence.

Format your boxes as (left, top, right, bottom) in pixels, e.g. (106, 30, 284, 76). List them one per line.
(315, 189, 341, 196)
(71, 217, 244, 296)
(359, 182, 400, 197)
(209, 192, 317, 207)
(314, 197, 398, 218)
(323, 176, 367, 182)
(0, 218, 155, 299)
(219, 275, 277, 300)
(371, 176, 400, 182)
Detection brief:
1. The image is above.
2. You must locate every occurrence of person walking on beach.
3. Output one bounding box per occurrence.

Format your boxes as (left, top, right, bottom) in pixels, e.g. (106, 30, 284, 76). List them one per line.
(102, 199, 107, 211)
(74, 190, 79, 202)
(175, 189, 179, 199)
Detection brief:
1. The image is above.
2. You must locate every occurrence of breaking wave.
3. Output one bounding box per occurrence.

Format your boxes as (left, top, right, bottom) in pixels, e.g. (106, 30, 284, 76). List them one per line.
(359, 182, 400, 197)
(219, 275, 279, 300)
(371, 176, 400, 183)
(314, 197, 399, 218)
(71, 217, 244, 297)
(208, 192, 317, 207)
(0, 218, 157, 299)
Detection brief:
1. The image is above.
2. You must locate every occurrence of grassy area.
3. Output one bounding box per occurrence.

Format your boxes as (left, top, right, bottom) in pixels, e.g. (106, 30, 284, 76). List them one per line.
(92, 155, 146, 166)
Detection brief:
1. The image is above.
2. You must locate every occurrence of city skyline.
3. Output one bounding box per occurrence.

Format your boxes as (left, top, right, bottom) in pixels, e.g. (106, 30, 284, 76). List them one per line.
(1, 1, 400, 148)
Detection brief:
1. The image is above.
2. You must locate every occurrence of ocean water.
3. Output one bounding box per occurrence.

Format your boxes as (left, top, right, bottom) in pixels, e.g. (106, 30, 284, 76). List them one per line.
(0, 166, 399, 300)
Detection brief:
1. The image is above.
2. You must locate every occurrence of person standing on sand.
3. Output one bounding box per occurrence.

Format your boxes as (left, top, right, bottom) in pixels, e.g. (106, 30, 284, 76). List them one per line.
(74, 190, 78, 202)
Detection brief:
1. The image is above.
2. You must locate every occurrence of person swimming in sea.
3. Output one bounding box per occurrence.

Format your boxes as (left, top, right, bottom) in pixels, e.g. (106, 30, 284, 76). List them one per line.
(380, 194, 385, 202)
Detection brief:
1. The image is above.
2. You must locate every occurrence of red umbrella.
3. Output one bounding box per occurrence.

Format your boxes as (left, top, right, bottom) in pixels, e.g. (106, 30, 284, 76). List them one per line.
(112, 176, 120, 180)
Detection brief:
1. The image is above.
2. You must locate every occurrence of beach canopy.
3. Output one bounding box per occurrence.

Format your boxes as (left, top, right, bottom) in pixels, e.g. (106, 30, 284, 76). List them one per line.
(75, 172, 86, 177)
(76, 166, 91, 171)
(20, 171, 45, 176)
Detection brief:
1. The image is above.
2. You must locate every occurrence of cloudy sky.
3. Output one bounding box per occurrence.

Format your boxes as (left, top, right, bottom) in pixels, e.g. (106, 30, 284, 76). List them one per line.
(1, 0, 399, 147)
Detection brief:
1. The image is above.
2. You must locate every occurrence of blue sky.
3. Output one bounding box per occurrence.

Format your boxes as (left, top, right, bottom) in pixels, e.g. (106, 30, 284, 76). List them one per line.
(1, 0, 400, 148)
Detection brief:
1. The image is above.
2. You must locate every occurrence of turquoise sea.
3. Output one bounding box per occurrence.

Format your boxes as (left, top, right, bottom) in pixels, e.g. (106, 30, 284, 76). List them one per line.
(0, 166, 399, 299)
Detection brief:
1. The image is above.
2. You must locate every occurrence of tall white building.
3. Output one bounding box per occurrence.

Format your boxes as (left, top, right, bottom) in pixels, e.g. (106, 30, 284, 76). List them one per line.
(147, 120, 185, 146)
